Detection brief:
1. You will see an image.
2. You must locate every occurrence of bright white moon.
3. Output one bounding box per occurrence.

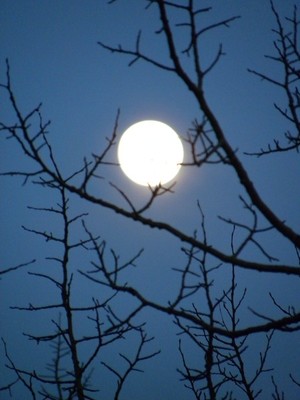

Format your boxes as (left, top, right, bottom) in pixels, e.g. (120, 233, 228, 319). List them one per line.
(118, 120, 184, 186)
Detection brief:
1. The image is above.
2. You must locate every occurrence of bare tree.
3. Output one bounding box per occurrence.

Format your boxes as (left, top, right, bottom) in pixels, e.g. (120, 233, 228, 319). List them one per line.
(1, 183, 158, 399)
(1, 1, 299, 399)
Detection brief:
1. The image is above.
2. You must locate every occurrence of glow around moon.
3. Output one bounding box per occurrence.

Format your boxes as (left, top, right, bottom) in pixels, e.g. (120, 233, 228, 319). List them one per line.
(118, 120, 184, 186)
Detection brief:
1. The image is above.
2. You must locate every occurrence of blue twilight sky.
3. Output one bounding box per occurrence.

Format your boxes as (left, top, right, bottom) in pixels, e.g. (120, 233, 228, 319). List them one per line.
(1, 1, 299, 399)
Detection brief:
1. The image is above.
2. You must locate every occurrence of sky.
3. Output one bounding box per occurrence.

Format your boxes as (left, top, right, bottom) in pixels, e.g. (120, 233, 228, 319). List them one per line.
(0, 1, 299, 399)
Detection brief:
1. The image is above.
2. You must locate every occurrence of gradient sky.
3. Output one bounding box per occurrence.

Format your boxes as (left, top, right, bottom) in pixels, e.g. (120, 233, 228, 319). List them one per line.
(1, 1, 299, 399)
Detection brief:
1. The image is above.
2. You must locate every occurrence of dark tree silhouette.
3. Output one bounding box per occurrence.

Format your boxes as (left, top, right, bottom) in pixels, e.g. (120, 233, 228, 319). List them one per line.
(1, 1, 299, 399)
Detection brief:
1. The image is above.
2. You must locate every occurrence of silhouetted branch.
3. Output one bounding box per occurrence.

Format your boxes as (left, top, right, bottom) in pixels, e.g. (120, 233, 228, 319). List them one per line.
(0, 259, 36, 278)
(102, 329, 160, 400)
(247, 1, 300, 155)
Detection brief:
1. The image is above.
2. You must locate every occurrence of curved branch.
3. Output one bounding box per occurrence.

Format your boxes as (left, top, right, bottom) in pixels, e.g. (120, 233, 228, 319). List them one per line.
(61, 181, 300, 276)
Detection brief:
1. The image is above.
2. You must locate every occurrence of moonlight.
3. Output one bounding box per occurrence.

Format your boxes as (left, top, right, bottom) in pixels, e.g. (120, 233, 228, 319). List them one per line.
(118, 120, 184, 187)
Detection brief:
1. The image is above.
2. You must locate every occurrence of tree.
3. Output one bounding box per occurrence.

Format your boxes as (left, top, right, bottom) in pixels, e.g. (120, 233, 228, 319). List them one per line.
(1, 1, 299, 399)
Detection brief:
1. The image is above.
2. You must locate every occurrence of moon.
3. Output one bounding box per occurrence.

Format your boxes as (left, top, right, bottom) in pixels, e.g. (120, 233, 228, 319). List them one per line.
(118, 120, 184, 187)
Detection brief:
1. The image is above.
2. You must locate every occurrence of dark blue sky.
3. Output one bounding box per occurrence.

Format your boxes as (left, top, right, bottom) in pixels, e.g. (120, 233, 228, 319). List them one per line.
(1, 1, 299, 399)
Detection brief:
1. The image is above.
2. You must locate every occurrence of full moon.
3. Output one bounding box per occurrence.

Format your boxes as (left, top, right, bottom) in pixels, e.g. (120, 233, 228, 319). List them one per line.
(118, 120, 184, 186)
